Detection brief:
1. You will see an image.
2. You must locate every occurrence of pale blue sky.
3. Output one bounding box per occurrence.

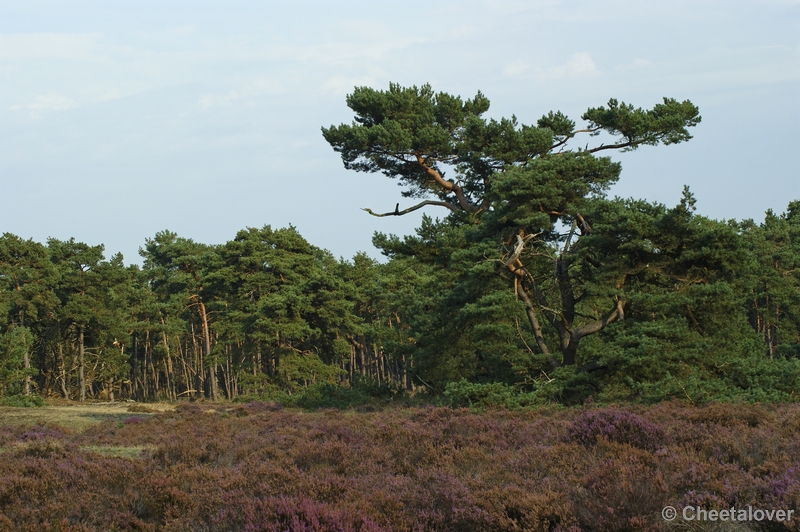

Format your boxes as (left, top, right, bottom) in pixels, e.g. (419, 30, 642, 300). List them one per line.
(1, 0, 798, 263)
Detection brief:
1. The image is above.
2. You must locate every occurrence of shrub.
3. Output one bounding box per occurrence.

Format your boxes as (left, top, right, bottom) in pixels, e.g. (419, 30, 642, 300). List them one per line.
(242, 401, 284, 414)
(19, 424, 68, 441)
(575, 451, 669, 530)
(0, 394, 45, 407)
(444, 380, 539, 409)
(174, 402, 204, 415)
(127, 404, 155, 413)
(289, 382, 371, 410)
(568, 407, 666, 451)
(211, 495, 388, 532)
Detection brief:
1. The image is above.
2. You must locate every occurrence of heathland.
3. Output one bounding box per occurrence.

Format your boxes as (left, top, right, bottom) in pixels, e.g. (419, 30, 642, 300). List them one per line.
(1, 401, 799, 531)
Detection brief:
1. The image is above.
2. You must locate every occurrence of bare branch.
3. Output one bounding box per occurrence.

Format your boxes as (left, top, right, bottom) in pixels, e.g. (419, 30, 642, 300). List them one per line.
(362, 200, 458, 217)
(547, 128, 601, 152)
(588, 140, 637, 153)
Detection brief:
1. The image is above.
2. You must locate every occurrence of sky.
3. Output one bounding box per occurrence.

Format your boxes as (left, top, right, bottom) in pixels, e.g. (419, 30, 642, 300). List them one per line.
(1, 0, 798, 264)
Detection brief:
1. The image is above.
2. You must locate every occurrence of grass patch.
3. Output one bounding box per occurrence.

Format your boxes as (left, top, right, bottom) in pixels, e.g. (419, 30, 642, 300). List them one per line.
(0, 402, 175, 432)
(82, 445, 156, 459)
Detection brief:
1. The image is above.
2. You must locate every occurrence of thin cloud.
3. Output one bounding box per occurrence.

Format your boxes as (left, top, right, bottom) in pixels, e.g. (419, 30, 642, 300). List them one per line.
(503, 61, 529, 76)
(552, 52, 599, 79)
(0, 33, 102, 60)
(198, 91, 239, 109)
(320, 75, 378, 96)
(10, 92, 77, 113)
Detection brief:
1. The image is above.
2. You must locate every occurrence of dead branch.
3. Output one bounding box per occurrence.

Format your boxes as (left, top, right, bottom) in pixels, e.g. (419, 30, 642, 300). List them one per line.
(362, 200, 458, 217)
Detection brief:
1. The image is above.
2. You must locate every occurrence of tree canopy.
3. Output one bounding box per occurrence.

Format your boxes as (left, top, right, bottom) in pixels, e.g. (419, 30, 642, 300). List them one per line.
(324, 83, 705, 370)
(322, 83, 699, 217)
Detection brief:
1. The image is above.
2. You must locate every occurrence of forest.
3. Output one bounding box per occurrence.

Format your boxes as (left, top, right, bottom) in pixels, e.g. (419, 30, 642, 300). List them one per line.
(2, 83, 799, 408)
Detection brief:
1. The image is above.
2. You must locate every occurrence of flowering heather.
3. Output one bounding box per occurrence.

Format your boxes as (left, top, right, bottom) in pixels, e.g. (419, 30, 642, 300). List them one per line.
(568, 408, 666, 450)
(0, 402, 798, 531)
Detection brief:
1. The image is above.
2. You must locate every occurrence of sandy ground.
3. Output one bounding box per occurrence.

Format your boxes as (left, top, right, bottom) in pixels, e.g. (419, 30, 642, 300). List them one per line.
(0, 401, 176, 431)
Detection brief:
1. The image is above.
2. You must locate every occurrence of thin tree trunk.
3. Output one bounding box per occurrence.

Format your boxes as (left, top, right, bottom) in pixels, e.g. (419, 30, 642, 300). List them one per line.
(58, 344, 69, 399)
(191, 324, 203, 398)
(177, 335, 190, 397)
(78, 326, 86, 402)
(160, 327, 176, 400)
(143, 330, 150, 399)
(131, 333, 139, 400)
(18, 311, 31, 396)
(197, 301, 218, 400)
(349, 344, 355, 384)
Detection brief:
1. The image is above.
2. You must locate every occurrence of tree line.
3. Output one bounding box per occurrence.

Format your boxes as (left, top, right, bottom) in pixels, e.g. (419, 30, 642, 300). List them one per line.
(2, 83, 799, 404)
(0, 227, 410, 402)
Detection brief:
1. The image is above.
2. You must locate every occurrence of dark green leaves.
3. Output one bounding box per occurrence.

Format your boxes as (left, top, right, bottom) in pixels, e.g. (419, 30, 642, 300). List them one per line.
(582, 97, 701, 151)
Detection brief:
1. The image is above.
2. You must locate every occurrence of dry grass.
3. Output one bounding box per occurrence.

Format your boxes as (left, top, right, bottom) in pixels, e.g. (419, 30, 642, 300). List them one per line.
(81, 444, 157, 459)
(0, 401, 175, 432)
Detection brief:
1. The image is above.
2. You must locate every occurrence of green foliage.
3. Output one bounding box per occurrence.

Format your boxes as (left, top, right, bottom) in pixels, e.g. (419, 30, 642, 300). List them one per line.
(233, 378, 402, 410)
(0, 327, 35, 396)
(322, 83, 499, 202)
(0, 393, 45, 407)
(276, 351, 342, 390)
(582, 97, 701, 150)
(740, 203, 800, 358)
(444, 380, 539, 409)
(289, 382, 371, 409)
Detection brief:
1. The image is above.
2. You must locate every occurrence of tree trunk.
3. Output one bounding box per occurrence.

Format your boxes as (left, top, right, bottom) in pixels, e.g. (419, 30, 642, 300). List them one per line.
(191, 325, 203, 398)
(561, 333, 580, 367)
(78, 326, 86, 402)
(350, 344, 355, 384)
(160, 328, 176, 400)
(509, 240, 624, 367)
(58, 344, 69, 399)
(18, 312, 31, 396)
(132, 334, 141, 401)
(197, 301, 218, 400)
(516, 279, 558, 369)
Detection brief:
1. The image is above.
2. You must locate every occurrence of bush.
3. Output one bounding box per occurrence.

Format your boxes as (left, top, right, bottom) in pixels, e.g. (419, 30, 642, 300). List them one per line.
(289, 382, 371, 410)
(568, 407, 666, 451)
(126, 404, 155, 413)
(232, 382, 288, 404)
(444, 380, 539, 409)
(0, 394, 45, 407)
(241, 401, 284, 414)
(235, 378, 402, 410)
